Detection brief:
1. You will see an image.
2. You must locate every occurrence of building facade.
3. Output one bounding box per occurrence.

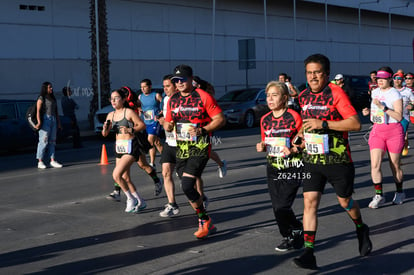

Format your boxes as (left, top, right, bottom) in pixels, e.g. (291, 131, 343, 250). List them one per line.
(0, 0, 413, 125)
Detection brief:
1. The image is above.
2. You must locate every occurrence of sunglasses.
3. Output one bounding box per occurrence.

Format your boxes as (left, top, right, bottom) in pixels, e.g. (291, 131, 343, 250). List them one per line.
(406, 77, 413, 80)
(172, 77, 188, 83)
(393, 77, 403, 80)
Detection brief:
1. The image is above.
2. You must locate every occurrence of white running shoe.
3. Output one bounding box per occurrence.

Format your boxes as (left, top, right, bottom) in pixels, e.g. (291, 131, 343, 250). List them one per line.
(159, 204, 180, 217)
(50, 160, 63, 168)
(218, 160, 227, 178)
(38, 161, 47, 169)
(368, 194, 385, 209)
(125, 198, 138, 213)
(392, 192, 406, 205)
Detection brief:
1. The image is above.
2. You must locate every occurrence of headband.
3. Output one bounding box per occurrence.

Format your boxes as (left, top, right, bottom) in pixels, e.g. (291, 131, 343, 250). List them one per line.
(376, 70, 392, 79)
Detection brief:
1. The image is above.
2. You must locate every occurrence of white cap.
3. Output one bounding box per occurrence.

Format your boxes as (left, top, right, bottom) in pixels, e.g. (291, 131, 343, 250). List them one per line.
(334, 74, 344, 80)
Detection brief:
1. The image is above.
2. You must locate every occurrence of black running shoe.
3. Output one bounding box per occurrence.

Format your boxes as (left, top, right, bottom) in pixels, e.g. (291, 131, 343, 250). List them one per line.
(357, 224, 372, 256)
(293, 248, 317, 270)
(275, 237, 293, 252)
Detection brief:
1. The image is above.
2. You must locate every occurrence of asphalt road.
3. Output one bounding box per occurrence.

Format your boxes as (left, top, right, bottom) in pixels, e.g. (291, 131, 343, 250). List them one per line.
(0, 121, 413, 275)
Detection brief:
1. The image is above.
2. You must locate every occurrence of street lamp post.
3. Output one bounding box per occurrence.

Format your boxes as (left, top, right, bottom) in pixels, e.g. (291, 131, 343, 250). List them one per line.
(388, 2, 410, 63)
(358, 0, 379, 74)
(94, 0, 101, 110)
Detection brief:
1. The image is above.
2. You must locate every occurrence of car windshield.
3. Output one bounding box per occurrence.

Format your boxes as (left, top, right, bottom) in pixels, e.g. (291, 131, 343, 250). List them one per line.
(218, 89, 259, 102)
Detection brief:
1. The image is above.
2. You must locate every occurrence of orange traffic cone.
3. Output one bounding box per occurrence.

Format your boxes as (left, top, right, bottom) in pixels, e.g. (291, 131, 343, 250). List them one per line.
(100, 144, 109, 165)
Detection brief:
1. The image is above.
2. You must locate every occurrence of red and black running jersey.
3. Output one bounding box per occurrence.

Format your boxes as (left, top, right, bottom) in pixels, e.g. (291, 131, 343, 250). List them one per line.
(298, 83, 357, 165)
(165, 88, 222, 159)
(260, 109, 303, 169)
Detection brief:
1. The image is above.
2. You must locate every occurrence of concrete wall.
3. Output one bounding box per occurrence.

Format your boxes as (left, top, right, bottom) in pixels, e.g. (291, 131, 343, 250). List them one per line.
(0, 0, 413, 128)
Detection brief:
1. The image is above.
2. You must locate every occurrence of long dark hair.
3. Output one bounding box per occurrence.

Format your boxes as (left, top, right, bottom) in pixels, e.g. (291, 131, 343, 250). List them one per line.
(39, 81, 56, 101)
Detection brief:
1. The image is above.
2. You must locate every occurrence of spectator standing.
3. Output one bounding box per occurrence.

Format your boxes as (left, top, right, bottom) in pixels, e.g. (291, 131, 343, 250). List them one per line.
(35, 82, 63, 169)
(61, 87, 82, 148)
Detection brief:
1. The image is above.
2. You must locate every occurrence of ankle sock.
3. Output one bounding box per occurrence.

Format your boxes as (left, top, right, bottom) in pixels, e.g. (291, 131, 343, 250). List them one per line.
(304, 231, 315, 249)
(149, 169, 160, 183)
(351, 216, 363, 228)
(196, 205, 209, 220)
(374, 182, 383, 195)
(395, 181, 403, 193)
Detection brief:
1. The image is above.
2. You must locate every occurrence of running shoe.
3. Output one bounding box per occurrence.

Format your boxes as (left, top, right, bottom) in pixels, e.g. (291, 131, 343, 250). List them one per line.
(218, 160, 227, 178)
(203, 195, 209, 210)
(368, 194, 385, 209)
(356, 224, 372, 256)
(125, 198, 138, 213)
(106, 190, 121, 202)
(154, 179, 163, 196)
(159, 204, 180, 217)
(275, 237, 292, 252)
(50, 160, 63, 168)
(392, 192, 406, 205)
(293, 248, 317, 270)
(38, 161, 47, 169)
(135, 200, 147, 213)
(194, 218, 217, 239)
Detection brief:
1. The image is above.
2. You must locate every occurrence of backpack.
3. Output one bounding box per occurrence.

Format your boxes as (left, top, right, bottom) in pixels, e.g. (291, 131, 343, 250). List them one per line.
(26, 96, 44, 131)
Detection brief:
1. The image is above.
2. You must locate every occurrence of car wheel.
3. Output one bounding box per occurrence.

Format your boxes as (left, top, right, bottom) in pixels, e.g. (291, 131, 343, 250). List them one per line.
(244, 110, 255, 128)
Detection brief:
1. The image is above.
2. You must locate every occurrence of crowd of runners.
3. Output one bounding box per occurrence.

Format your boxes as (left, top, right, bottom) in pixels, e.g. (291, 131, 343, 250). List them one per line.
(97, 54, 412, 270)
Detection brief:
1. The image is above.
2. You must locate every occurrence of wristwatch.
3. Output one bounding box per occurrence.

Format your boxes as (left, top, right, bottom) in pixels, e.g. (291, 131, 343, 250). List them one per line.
(322, 120, 329, 130)
(383, 106, 389, 112)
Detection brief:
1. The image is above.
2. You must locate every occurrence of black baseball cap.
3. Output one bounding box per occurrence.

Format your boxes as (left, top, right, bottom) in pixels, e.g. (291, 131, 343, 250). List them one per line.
(172, 64, 193, 80)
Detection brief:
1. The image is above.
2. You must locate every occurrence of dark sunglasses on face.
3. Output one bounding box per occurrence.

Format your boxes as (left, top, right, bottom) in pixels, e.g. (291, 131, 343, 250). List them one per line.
(406, 77, 413, 80)
(172, 77, 188, 83)
(393, 77, 403, 80)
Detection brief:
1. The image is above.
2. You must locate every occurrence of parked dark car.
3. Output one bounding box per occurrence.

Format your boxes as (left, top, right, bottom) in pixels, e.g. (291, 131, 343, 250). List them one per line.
(0, 99, 73, 151)
(342, 75, 371, 111)
(217, 88, 269, 128)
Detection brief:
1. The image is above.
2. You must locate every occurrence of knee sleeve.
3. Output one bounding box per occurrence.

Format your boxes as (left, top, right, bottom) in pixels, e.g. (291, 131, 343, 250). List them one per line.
(343, 198, 354, 211)
(181, 176, 200, 202)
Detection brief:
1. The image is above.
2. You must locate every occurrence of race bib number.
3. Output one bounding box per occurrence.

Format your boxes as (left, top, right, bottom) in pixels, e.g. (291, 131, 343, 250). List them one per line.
(265, 137, 290, 157)
(176, 123, 197, 142)
(370, 105, 387, 124)
(143, 110, 154, 120)
(115, 139, 132, 154)
(165, 129, 177, 146)
(304, 133, 329, 155)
